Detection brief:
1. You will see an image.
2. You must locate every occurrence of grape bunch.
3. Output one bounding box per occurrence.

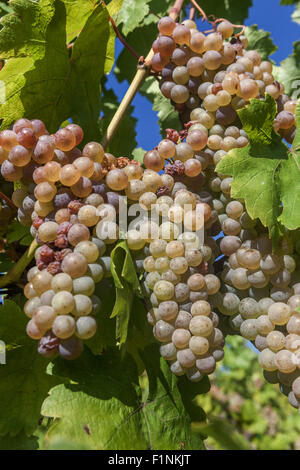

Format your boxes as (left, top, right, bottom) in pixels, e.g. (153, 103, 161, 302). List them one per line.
(216, 222, 300, 410)
(152, 16, 296, 145)
(0, 117, 224, 377)
(150, 15, 300, 404)
(0, 119, 122, 360)
(0, 11, 299, 406)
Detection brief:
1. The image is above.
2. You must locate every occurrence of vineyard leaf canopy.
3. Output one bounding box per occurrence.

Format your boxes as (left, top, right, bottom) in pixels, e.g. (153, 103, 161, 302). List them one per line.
(0, 301, 60, 437)
(0, 0, 120, 142)
(216, 95, 300, 240)
(244, 25, 277, 60)
(273, 41, 300, 98)
(42, 345, 208, 450)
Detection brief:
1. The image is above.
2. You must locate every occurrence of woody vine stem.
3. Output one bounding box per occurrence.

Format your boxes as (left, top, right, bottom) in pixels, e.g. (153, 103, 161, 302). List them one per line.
(101, 0, 186, 149)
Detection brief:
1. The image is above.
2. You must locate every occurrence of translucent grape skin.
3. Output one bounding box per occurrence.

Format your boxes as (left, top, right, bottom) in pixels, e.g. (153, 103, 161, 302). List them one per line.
(58, 335, 84, 360)
(55, 128, 76, 151)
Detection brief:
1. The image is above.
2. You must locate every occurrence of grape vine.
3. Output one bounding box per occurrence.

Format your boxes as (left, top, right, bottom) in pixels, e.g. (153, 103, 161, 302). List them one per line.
(0, 0, 299, 451)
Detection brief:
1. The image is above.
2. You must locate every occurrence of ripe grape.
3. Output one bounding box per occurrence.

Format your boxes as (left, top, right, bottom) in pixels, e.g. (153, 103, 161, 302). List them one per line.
(75, 316, 97, 339)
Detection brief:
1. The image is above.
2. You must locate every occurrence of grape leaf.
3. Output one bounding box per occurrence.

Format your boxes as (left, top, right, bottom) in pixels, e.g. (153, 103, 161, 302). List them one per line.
(132, 147, 146, 163)
(115, 22, 157, 84)
(140, 78, 181, 136)
(244, 25, 277, 60)
(0, 252, 14, 272)
(0, 433, 39, 450)
(139, 344, 208, 450)
(292, 2, 300, 24)
(110, 241, 142, 345)
(0, 300, 60, 436)
(42, 346, 207, 450)
(280, 0, 298, 4)
(192, 417, 252, 450)
(117, 0, 151, 35)
(116, 0, 179, 33)
(6, 219, 30, 244)
(42, 349, 149, 450)
(273, 41, 300, 99)
(99, 81, 137, 157)
(142, 0, 180, 26)
(62, 0, 100, 43)
(0, 1, 12, 14)
(195, 0, 252, 25)
(124, 296, 153, 371)
(0, 0, 116, 142)
(85, 279, 117, 356)
(216, 95, 300, 240)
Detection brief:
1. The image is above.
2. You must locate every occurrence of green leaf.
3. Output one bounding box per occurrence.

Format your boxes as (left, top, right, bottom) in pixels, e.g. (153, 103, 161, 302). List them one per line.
(0, 432, 39, 450)
(6, 219, 30, 244)
(0, 252, 14, 272)
(132, 147, 146, 163)
(110, 241, 142, 345)
(42, 345, 207, 450)
(139, 344, 208, 449)
(111, 241, 141, 294)
(0, 2, 13, 14)
(62, 0, 100, 43)
(194, 0, 252, 24)
(140, 78, 180, 136)
(117, 0, 151, 35)
(0, 300, 60, 436)
(99, 81, 137, 157)
(291, 2, 300, 24)
(85, 279, 117, 355)
(216, 95, 300, 239)
(115, 22, 157, 84)
(193, 417, 252, 450)
(244, 25, 277, 60)
(42, 349, 147, 450)
(0, 0, 116, 142)
(273, 41, 300, 98)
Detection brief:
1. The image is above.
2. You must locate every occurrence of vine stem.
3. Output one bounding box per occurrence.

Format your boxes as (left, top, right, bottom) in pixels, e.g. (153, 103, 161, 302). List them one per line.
(109, 16, 140, 60)
(0, 239, 38, 288)
(101, 0, 185, 149)
(189, 6, 196, 21)
(0, 192, 17, 211)
(190, 0, 209, 22)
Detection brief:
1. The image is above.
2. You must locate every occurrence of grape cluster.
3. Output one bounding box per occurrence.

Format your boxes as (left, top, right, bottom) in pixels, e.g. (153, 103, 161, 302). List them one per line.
(0, 119, 123, 359)
(0, 12, 299, 407)
(216, 219, 300, 409)
(152, 17, 296, 144)
(0, 117, 225, 374)
(150, 16, 300, 404)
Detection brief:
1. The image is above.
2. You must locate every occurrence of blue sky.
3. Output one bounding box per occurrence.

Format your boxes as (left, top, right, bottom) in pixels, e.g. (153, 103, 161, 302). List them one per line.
(107, 0, 300, 151)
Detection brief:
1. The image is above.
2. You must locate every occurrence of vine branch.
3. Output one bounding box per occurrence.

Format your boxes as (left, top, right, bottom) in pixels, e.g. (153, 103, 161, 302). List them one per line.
(0, 239, 38, 288)
(101, 0, 185, 149)
(0, 192, 17, 211)
(190, 0, 209, 22)
(109, 16, 140, 60)
(189, 6, 196, 21)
